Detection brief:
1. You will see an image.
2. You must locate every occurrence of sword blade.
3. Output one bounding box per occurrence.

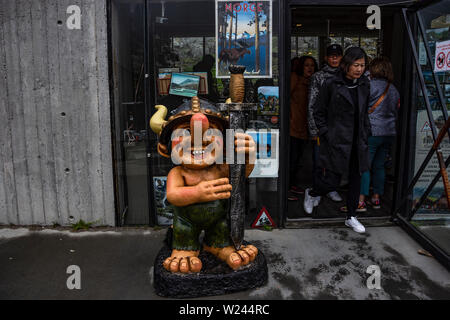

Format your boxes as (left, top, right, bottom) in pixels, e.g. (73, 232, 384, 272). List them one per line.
(229, 110, 246, 250)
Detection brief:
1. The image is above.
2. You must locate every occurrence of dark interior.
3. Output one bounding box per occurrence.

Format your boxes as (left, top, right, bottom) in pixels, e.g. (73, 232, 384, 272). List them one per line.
(287, 5, 405, 220)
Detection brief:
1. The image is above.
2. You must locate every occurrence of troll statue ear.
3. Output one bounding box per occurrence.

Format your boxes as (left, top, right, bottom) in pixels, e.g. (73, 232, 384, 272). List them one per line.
(157, 143, 171, 158)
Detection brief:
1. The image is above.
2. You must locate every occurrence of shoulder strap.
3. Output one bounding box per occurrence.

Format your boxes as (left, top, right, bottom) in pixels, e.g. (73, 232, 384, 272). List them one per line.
(368, 83, 390, 114)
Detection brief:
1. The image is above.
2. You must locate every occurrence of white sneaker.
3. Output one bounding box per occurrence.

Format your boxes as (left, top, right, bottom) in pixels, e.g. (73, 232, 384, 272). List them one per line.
(314, 196, 321, 207)
(345, 217, 366, 233)
(327, 191, 343, 202)
(303, 188, 317, 215)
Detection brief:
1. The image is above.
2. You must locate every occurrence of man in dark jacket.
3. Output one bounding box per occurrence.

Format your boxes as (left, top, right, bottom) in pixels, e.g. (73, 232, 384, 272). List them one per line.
(304, 47, 372, 233)
(306, 44, 344, 207)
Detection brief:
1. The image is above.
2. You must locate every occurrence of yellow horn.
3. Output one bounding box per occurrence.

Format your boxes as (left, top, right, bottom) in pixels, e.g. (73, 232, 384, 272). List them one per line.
(150, 105, 168, 135)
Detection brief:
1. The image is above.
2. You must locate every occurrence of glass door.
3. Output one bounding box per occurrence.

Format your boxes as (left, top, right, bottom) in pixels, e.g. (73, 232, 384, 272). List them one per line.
(396, 0, 450, 268)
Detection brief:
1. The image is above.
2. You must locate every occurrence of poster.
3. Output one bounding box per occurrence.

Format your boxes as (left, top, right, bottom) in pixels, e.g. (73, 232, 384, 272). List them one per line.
(153, 177, 174, 225)
(257, 86, 279, 115)
(413, 111, 450, 213)
(433, 40, 450, 73)
(246, 129, 279, 178)
(215, 0, 272, 78)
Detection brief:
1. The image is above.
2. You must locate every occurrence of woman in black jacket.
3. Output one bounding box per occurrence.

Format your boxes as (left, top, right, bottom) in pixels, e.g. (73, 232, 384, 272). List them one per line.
(303, 47, 371, 233)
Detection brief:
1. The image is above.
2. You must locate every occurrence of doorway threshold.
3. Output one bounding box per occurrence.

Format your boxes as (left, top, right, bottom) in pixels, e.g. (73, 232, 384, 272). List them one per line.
(285, 216, 394, 229)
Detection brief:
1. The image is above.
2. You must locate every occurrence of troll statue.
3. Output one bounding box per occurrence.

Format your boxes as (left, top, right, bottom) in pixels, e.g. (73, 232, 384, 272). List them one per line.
(150, 94, 258, 273)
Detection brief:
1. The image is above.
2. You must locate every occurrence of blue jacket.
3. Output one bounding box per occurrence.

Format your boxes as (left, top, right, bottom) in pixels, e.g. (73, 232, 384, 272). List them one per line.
(368, 78, 400, 137)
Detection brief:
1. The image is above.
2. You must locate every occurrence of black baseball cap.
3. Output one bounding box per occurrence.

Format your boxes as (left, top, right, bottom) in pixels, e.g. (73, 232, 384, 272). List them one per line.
(326, 44, 343, 56)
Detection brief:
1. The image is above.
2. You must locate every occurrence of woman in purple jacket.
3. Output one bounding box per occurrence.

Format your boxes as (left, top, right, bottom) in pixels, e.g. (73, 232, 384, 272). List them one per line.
(358, 57, 400, 211)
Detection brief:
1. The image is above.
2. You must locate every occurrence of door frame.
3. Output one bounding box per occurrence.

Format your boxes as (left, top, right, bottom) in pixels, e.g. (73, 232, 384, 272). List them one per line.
(393, 0, 450, 270)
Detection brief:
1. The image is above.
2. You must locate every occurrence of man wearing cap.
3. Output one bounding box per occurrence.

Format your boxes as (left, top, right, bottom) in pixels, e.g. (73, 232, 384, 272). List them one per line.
(304, 44, 344, 214)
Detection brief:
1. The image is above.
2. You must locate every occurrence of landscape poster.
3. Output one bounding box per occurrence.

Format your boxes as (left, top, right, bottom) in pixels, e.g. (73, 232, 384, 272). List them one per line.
(169, 73, 201, 98)
(216, 0, 272, 78)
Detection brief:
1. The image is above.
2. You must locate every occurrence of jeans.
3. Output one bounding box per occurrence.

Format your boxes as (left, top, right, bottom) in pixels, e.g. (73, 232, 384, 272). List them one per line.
(360, 136, 395, 196)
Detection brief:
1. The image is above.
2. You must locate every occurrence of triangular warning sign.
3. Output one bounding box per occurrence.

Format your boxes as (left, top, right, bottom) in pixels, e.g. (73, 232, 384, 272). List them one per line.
(422, 121, 431, 131)
(252, 206, 276, 228)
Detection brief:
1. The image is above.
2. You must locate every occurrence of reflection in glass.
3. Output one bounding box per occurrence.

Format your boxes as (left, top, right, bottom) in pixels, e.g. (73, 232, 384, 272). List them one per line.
(148, 0, 280, 226)
(409, 2, 450, 256)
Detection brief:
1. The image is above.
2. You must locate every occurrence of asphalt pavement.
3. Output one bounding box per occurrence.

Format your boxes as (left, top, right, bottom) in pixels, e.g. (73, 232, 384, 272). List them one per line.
(0, 225, 449, 300)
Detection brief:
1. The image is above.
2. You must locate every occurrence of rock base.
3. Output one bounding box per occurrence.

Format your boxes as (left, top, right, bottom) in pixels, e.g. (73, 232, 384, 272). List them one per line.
(153, 242, 268, 298)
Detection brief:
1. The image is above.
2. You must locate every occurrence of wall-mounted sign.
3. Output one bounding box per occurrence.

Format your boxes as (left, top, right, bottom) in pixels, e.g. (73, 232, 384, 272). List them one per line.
(252, 206, 276, 228)
(434, 40, 450, 73)
(215, 0, 272, 78)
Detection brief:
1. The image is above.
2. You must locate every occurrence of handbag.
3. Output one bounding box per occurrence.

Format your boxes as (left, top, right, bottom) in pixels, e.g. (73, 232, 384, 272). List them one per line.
(368, 83, 390, 114)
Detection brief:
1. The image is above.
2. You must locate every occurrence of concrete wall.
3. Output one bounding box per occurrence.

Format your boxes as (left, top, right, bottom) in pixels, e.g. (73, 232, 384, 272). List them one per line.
(0, 0, 115, 226)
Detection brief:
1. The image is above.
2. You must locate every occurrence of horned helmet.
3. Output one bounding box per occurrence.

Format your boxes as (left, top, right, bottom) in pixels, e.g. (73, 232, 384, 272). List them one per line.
(150, 97, 229, 165)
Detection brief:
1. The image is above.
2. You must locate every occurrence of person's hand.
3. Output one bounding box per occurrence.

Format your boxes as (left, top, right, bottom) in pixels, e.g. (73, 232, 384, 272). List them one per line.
(196, 178, 232, 202)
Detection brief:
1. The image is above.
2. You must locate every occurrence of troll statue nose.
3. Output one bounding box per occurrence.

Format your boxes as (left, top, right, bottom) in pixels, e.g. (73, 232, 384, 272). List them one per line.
(190, 112, 209, 136)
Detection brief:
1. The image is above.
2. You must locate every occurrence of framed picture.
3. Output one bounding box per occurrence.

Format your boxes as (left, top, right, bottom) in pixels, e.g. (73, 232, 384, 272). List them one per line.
(216, 0, 272, 78)
(169, 73, 201, 98)
(257, 86, 279, 115)
(246, 129, 279, 178)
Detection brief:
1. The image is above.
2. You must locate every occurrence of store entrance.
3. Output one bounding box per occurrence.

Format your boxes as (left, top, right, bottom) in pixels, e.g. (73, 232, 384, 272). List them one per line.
(286, 5, 405, 220)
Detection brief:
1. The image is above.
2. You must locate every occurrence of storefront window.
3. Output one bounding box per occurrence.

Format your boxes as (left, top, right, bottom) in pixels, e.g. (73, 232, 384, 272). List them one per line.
(111, 0, 149, 225)
(290, 36, 319, 62)
(330, 36, 378, 59)
(410, 2, 450, 255)
(148, 0, 280, 227)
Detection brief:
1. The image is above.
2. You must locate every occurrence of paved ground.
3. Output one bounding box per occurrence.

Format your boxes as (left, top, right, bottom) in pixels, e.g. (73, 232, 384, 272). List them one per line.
(0, 225, 449, 300)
